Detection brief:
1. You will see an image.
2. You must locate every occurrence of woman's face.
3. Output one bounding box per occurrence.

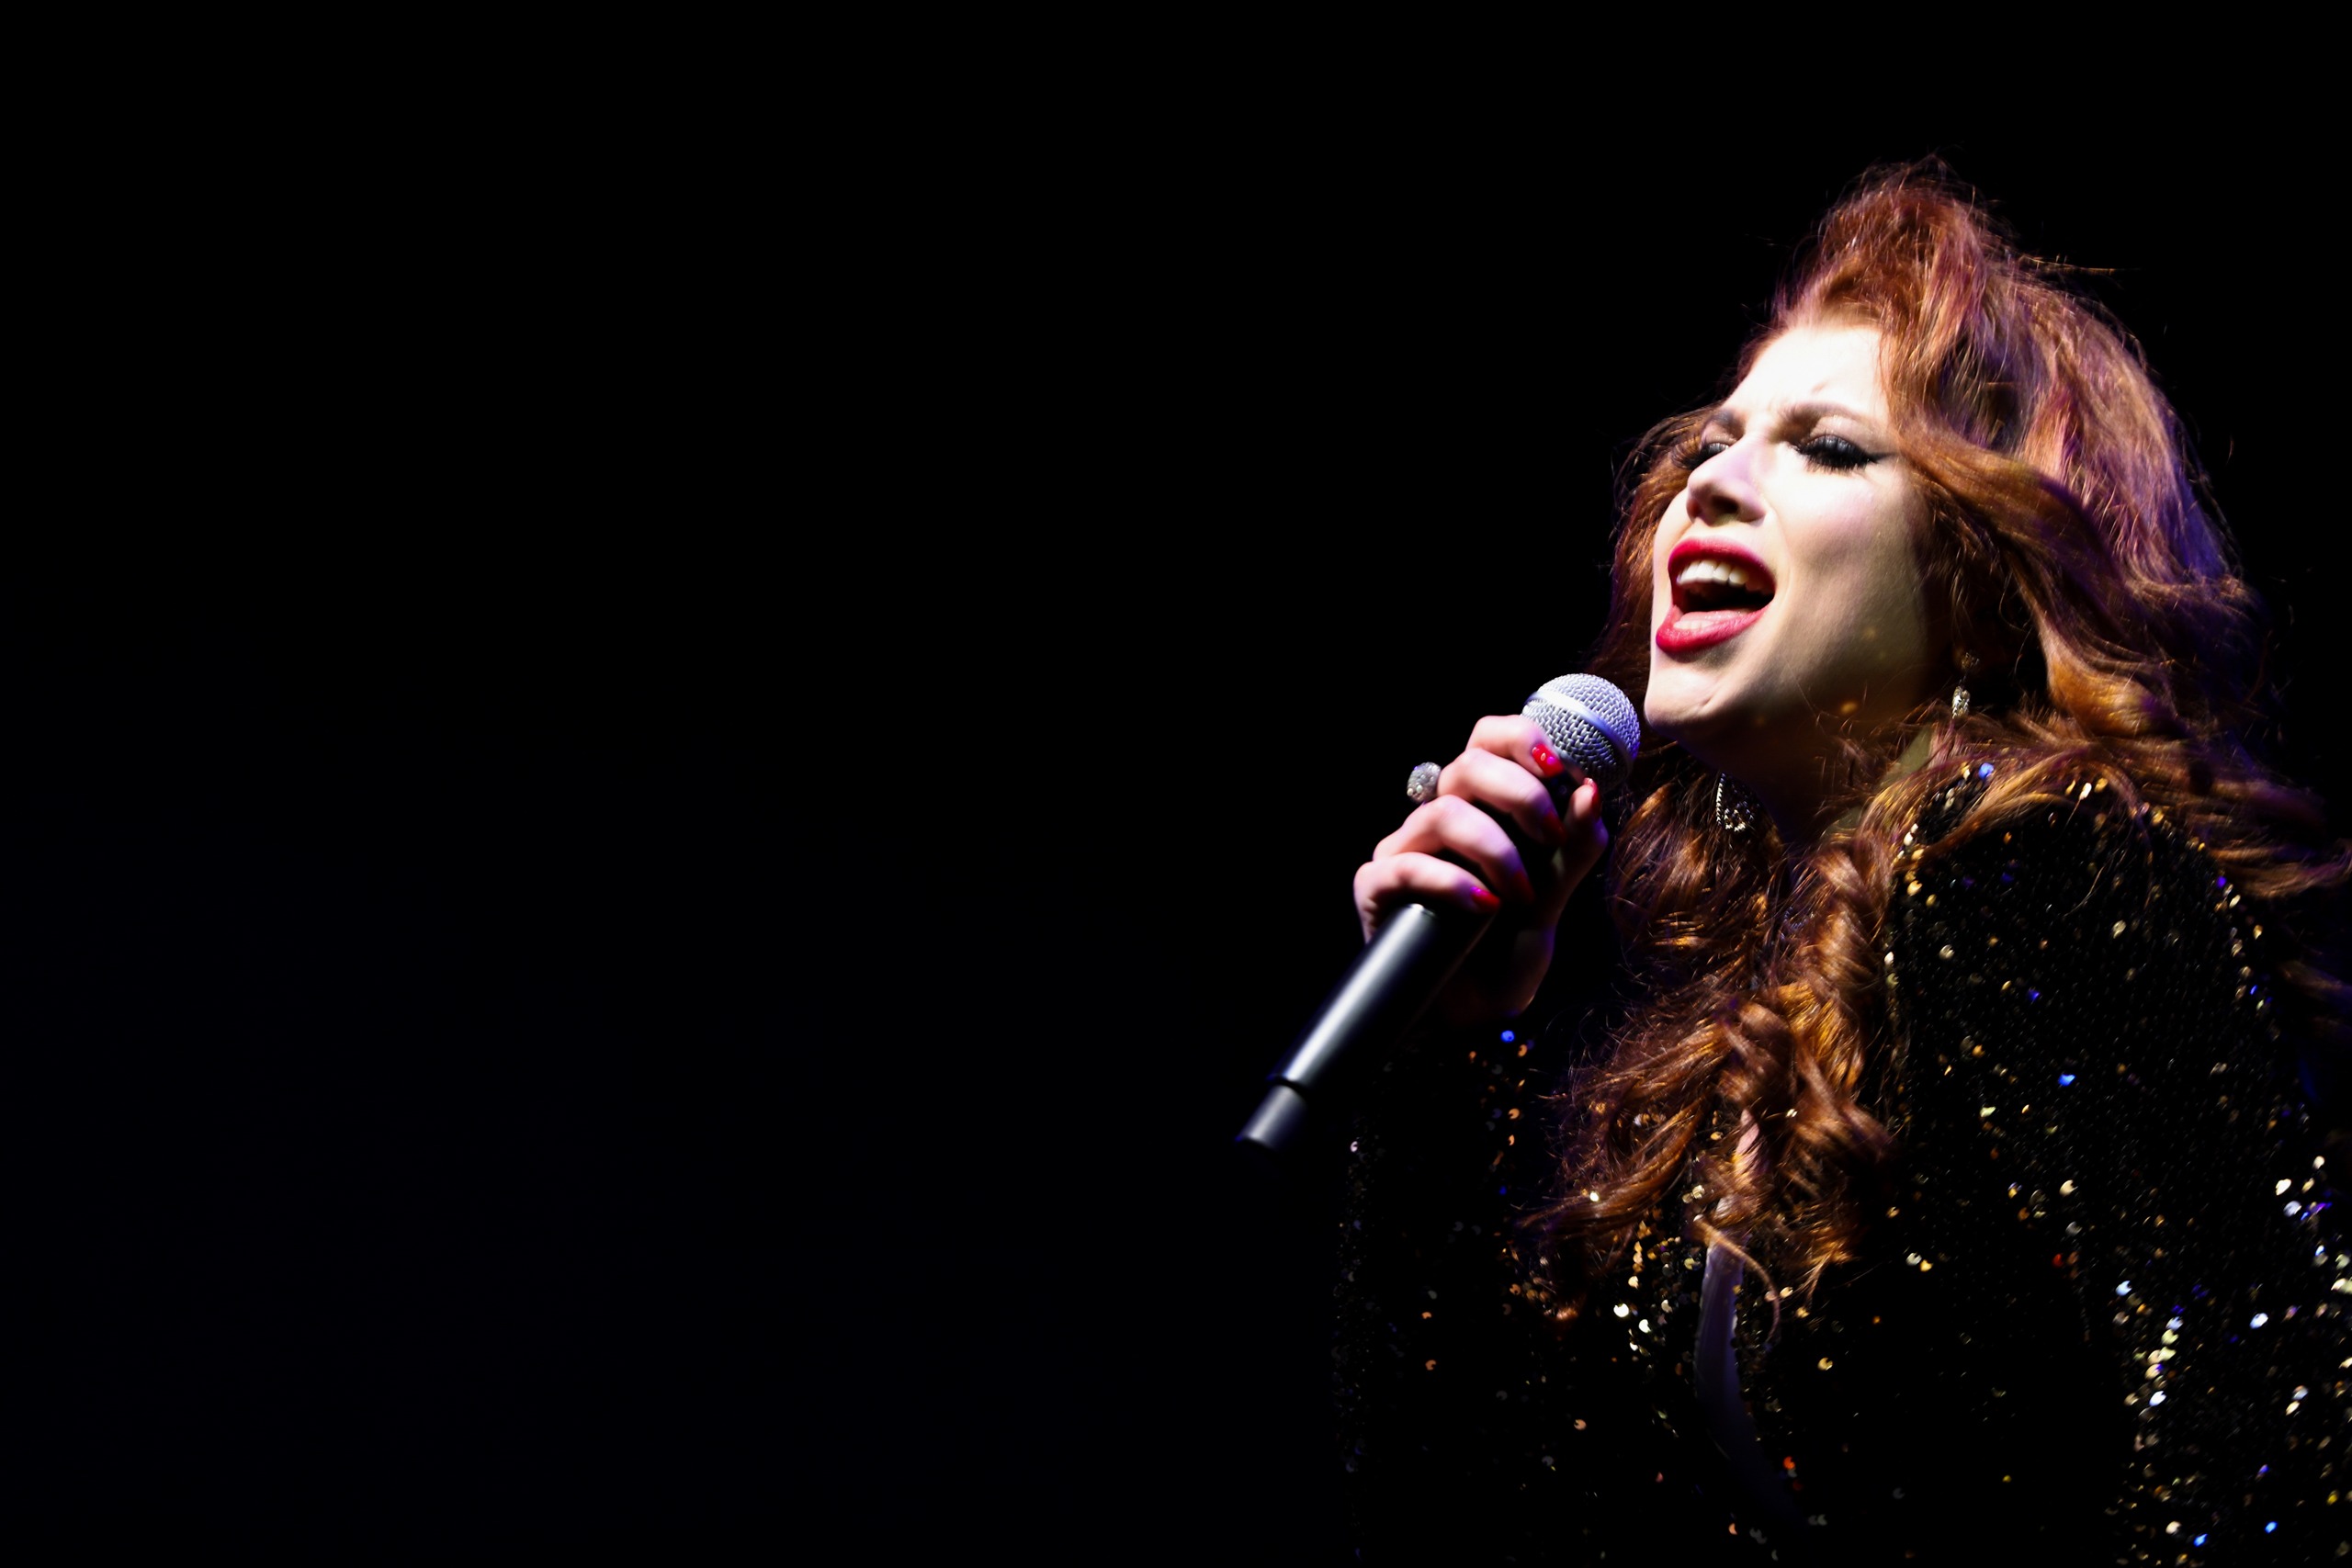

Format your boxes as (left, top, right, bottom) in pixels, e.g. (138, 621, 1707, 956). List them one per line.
(1645, 321, 1939, 778)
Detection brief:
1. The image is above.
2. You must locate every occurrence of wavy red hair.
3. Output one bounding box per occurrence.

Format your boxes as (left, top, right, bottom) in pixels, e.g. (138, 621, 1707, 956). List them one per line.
(1538, 163, 2348, 1311)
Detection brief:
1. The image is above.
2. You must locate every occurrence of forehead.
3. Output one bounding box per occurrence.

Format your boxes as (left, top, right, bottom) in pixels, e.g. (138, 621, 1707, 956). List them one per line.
(1722, 322, 1888, 420)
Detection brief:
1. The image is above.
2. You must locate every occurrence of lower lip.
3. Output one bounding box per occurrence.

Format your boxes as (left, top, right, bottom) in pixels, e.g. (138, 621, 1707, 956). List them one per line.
(1656, 604, 1767, 654)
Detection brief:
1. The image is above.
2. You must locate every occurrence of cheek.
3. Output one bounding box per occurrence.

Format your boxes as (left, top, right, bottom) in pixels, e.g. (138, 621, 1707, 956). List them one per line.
(1810, 505, 1934, 668)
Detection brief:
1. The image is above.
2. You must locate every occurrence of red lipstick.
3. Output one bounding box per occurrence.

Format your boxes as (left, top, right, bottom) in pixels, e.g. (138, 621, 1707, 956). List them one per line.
(1656, 537, 1776, 655)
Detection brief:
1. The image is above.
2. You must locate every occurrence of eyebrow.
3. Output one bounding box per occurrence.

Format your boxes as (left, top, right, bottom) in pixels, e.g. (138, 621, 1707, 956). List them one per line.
(1701, 399, 1883, 436)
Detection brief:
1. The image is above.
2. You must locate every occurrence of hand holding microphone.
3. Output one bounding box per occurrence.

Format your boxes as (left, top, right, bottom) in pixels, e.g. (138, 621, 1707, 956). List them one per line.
(1238, 676, 1637, 1157)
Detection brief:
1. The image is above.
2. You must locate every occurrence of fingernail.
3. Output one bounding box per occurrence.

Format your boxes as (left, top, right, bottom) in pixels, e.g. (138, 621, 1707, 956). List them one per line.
(1532, 740, 1563, 775)
(1468, 886, 1501, 911)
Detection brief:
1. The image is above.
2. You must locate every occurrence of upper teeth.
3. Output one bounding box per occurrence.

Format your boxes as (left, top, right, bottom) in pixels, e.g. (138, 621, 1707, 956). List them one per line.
(1676, 558, 1761, 592)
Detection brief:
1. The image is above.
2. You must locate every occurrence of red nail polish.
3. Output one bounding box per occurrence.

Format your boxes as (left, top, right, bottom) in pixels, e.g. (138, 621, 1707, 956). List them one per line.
(1468, 886, 1501, 911)
(1532, 741, 1563, 774)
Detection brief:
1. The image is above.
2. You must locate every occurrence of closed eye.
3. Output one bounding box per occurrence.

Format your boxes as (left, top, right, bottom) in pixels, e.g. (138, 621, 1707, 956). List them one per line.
(1796, 434, 1880, 471)
(1678, 432, 1883, 473)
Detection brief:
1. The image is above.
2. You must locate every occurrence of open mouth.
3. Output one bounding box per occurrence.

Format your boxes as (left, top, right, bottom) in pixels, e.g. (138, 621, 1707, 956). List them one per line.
(1671, 555, 1774, 615)
(1658, 539, 1776, 653)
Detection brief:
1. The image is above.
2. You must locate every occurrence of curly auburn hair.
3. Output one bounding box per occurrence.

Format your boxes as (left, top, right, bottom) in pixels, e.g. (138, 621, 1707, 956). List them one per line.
(1536, 163, 2349, 1310)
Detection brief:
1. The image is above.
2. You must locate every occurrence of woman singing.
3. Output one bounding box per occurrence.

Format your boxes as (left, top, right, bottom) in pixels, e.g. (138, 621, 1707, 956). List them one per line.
(1334, 167, 2349, 1563)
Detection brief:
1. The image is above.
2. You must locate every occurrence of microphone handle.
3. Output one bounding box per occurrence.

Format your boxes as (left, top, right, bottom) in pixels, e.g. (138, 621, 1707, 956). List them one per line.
(1238, 795, 1566, 1158)
(1237, 899, 1490, 1156)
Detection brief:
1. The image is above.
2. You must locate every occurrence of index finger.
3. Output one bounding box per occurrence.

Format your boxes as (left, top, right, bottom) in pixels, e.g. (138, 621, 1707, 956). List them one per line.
(1465, 714, 1589, 792)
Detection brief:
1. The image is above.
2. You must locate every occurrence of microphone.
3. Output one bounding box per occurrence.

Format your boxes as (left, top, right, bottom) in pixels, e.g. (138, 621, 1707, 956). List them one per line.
(1236, 675, 1639, 1159)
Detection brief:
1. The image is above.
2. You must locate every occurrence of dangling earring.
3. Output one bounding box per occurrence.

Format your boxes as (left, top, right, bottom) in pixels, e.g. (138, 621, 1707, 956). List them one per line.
(1714, 772, 1758, 834)
(1951, 651, 1980, 721)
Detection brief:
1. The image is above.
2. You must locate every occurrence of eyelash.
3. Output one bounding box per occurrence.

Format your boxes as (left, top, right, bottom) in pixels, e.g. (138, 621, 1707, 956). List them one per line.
(1676, 434, 1881, 472)
(1798, 434, 1876, 470)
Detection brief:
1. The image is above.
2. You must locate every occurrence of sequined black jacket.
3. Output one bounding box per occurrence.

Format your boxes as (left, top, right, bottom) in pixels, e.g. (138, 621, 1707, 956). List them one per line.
(1335, 773, 2348, 1564)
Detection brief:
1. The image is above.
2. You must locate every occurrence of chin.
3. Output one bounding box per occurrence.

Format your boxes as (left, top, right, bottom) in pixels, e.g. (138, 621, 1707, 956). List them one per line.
(1642, 663, 1723, 743)
(1645, 671, 1783, 781)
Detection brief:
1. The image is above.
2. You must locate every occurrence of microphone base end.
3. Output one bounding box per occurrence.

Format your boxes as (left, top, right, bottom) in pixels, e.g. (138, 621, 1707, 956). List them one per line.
(1235, 1081, 1314, 1159)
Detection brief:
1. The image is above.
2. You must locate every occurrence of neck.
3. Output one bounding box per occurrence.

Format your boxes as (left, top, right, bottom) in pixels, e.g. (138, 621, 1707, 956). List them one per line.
(1734, 725, 1941, 846)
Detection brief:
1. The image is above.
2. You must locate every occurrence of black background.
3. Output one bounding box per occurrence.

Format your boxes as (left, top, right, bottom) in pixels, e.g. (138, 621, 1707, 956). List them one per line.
(14, 88, 2339, 1557)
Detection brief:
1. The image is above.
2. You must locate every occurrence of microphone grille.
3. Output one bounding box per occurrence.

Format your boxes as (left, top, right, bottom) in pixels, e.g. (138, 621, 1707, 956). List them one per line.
(1523, 674, 1640, 793)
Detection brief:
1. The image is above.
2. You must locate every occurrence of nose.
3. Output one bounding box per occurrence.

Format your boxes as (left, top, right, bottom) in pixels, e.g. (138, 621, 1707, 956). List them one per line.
(1684, 437, 1762, 525)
